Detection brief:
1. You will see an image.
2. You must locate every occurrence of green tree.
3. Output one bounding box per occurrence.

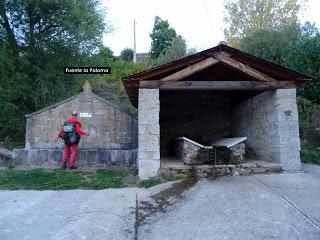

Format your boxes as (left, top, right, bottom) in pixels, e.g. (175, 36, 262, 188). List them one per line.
(155, 35, 187, 65)
(237, 21, 320, 102)
(150, 16, 177, 59)
(238, 22, 301, 63)
(120, 48, 134, 61)
(88, 47, 147, 114)
(283, 26, 320, 102)
(0, 0, 105, 53)
(224, 0, 304, 46)
(0, 0, 106, 143)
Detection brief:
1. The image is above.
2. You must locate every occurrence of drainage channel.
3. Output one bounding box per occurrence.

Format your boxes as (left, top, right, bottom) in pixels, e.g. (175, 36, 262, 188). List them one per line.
(133, 178, 197, 239)
(134, 193, 139, 240)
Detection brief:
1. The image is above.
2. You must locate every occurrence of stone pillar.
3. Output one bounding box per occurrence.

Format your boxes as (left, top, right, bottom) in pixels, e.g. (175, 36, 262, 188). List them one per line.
(232, 89, 301, 171)
(138, 89, 160, 180)
(275, 89, 301, 170)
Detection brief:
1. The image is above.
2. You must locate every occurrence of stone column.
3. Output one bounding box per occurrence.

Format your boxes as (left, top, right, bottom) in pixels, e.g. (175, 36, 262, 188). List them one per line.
(275, 89, 301, 170)
(138, 88, 160, 180)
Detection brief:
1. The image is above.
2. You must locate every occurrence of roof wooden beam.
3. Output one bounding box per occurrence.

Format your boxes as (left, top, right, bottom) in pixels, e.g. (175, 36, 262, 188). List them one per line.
(159, 57, 219, 82)
(212, 52, 277, 82)
(140, 80, 299, 90)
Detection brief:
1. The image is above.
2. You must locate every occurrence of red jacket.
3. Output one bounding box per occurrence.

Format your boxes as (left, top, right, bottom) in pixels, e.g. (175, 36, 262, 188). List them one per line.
(58, 116, 87, 137)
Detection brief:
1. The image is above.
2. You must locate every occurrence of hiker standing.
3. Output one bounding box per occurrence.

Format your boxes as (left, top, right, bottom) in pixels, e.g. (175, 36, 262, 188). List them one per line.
(57, 111, 88, 170)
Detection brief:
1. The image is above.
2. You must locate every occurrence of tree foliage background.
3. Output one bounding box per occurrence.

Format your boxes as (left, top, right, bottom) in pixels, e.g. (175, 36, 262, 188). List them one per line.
(224, 0, 320, 163)
(224, 0, 303, 46)
(149, 16, 196, 66)
(149, 16, 177, 59)
(0, 0, 145, 146)
(120, 48, 134, 61)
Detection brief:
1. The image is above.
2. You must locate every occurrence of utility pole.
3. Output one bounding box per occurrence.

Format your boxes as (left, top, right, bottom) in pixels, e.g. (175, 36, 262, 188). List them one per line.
(133, 19, 137, 63)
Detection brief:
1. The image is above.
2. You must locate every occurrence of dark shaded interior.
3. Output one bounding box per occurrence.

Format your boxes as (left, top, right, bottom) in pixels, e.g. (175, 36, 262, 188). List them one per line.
(159, 90, 261, 157)
(146, 62, 259, 81)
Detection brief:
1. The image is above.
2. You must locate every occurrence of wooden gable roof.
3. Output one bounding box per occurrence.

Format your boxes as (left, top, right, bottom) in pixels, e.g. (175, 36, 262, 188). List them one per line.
(123, 43, 312, 107)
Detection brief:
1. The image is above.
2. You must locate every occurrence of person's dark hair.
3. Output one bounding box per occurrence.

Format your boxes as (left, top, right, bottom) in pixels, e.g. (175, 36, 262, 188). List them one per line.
(72, 111, 78, 117)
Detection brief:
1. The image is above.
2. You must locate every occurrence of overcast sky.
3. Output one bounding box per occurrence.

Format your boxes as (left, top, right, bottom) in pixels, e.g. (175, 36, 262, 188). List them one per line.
(102, 0, 320, 55)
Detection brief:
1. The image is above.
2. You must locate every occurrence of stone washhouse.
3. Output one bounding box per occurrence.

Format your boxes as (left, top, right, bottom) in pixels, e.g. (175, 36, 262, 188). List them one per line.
(122, 43, 311, 180)
(12, 44, 311, 179)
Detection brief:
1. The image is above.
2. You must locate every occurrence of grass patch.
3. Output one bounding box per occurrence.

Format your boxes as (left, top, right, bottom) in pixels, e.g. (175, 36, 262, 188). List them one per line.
(86, 169, 126, 189)
(0, 168, 188, 190)
(139, 173, 186, 188)
(0, 168, 126, 190)
(301, 141, 320, 165)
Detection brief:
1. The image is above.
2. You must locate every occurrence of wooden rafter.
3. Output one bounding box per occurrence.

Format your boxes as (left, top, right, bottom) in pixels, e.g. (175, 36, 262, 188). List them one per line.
(159, 57, 219, 82)
(140, 80, 299, 90)
(212, 52, 277, 82)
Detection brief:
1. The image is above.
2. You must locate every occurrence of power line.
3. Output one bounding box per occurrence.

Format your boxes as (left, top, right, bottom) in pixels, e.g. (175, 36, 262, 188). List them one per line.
(133, 19, 137, 63)
(201, 0, 216, 42)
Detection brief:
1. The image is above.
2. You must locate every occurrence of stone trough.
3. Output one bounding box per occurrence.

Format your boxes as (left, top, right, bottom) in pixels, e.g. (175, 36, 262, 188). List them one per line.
(175, 136, 247, 165)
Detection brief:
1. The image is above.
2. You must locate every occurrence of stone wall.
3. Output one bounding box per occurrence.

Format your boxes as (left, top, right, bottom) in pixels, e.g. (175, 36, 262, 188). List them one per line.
(13, 149, 136, 169)
(232, 89, 301, 170)
(25, 92, 138, 150)
(138, 89, 160, 180)
(15, 85, 138, 169)
(160, 91, 232, 156)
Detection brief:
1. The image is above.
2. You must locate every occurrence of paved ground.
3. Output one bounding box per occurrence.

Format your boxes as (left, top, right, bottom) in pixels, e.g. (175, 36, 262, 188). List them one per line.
(139, 164, 320, 240)
(0, 164, 320, 240)
(0, 188, 141, 240)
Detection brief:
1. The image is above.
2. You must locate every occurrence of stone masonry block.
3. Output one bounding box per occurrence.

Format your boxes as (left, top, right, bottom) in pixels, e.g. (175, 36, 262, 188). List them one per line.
(138, 88, 160, 102)
(138, 134, 160, 151)
(138, 124, 160, 135)
(138, 151, 160, 161)
(280, 150, 301, 170)
(138, 111, 159, 125)
(138, 159, 160, 180)
(274, 89, 296, 101)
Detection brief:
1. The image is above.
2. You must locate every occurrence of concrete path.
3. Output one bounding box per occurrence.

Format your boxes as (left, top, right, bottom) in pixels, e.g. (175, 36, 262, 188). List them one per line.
(1, 164, 320, 240)
(0, 188, 145, 240)
(139, 164, 320, 240)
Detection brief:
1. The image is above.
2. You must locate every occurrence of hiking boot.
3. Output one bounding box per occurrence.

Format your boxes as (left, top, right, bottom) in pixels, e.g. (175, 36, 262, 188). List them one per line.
(69, 166, 78, 170)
